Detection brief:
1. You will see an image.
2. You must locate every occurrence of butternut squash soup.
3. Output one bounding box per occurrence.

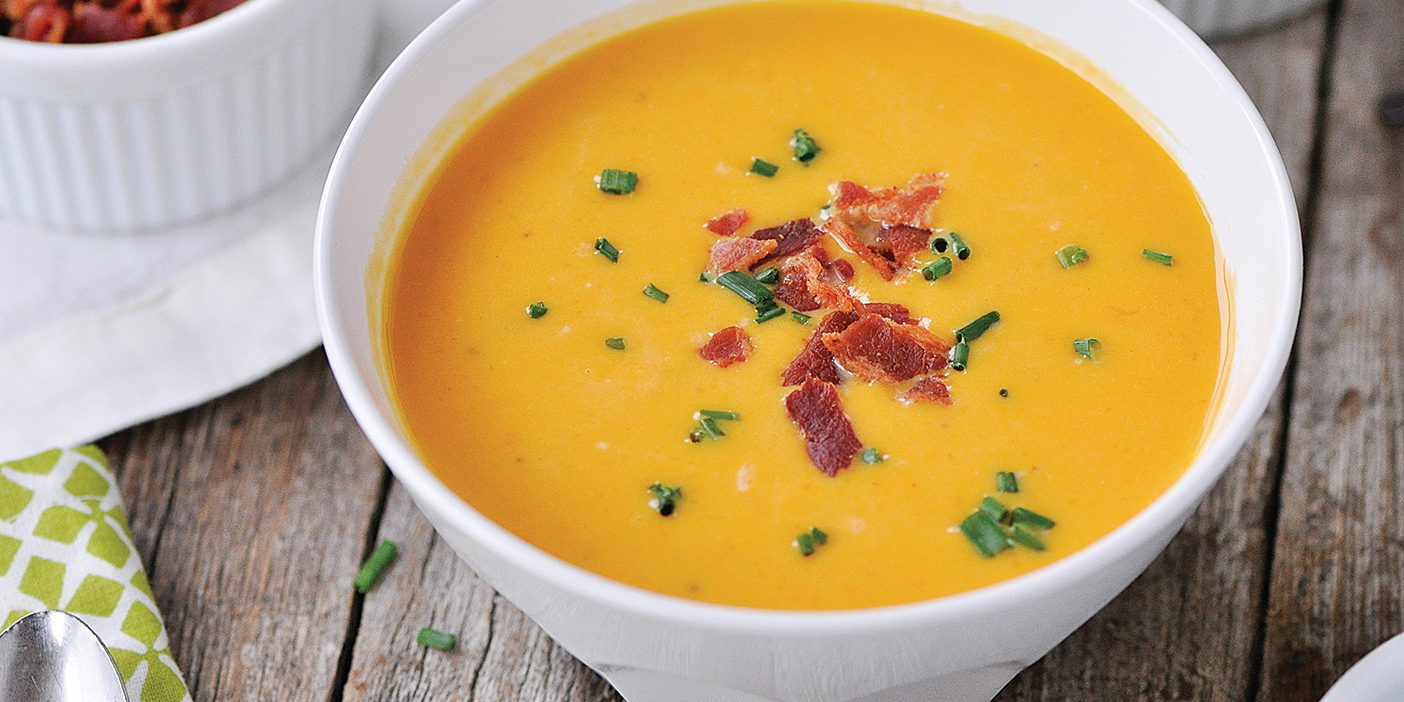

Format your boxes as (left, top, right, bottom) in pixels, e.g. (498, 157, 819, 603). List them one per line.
(383, 1, 1224, 610)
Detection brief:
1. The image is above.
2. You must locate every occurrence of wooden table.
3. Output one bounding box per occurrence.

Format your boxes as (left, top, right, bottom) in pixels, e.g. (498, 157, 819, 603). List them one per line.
(98, 2, 1403, 699)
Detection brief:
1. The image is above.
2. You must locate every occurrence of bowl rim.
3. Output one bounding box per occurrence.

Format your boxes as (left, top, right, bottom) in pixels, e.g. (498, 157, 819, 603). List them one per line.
(315, 0, 1303, 635)
(0, 0, 294, 63)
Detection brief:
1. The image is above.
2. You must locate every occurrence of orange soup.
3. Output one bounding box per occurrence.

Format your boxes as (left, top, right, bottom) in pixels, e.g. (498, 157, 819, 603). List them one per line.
(382, 1, 1224, 610)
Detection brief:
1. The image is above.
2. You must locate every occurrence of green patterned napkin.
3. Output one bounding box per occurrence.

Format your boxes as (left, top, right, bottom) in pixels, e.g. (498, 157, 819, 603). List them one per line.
(0, 446, 189, 702)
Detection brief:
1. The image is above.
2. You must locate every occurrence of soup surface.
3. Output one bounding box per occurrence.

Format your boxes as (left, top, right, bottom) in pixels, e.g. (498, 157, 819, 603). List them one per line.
(384, 1, 1224, 610)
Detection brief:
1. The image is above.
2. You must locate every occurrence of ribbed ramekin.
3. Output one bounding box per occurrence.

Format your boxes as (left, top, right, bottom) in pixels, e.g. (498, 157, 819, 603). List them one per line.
(0, 0, 377, 233)
(1161, 0, 1325, 38)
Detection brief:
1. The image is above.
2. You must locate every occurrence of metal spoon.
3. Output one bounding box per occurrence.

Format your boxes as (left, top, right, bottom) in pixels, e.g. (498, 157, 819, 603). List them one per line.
(0, 610, 128, 702)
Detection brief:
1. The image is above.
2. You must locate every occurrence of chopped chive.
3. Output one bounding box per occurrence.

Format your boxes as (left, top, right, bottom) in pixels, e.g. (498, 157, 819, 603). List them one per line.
(417, 627, 458, 651)
(999, 388, 1009, 398)
(979, 496, 1009, 523)
(756, 305, 787, 323)
(643, 283, 670, 303)
(715, 270, 774, 305)
(755, 266, 781, 285)
(959, 512, 1011, 558)
(791, 311, 813, 325)
(790, 128, 821, 163)
(794, 527, 828, 556)
(1142, 248, 1174, 266)
(950, 340, 970, 372)
(698, 409, 740, 421)
(1055, 244, 1090, 269)
(1011, 507, 1056, 530)
(1073, 337, 1102, 361)
(699, 416, 726, 439)
(955, 311, 1001, 342)
(930, 236, 949, 254)
(699, 272, 711, 283)
(352, 540, 398, 593)
(605, 337, 626, 350)
(996, 471, 1019, 493)
(750, 158, 780, 177)
(861, 448, 885, 464)
(648, 482, 683, 516)
(594, 237, 620, 263)
(525, 302, 548, 319)
(597, 168, 638, 194)
(1010, 524, 1047, 551)
(949, 232, 971, 260)
(922, 256, 953, 281)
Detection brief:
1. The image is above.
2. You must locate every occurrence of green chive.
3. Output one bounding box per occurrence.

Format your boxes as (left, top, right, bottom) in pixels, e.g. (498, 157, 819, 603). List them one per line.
(791, 311, 812, 325)
(594, 237, 620, 263)
(699, 416, 726, 439)
(959, 512, 1011, 558)
(979, 496, 1009, 522)
(605, 337, 626, 350)
(1073, 337, 1102, 361)
(794, 527, 828, 556)
(526, 302, 548, 319)
(999, 388, 1010, 398)
(861, 448, 884, 464)
(1142, 248, 1174, 266)
(352, 540, 398, 593)
(755, 266, 781, 285)
(1010, 524, 1047, 551)
(1055, 244, 1090, 269)
(648, 482, 683, 516)
(922, 256, 953, 281)
(699, 272, 711, 283)
(417, 628, 458, 651)
(790, 128, 821, 163)
(930, 236, 949, 254)
(950, 340, 970, 371)
(756, 305, 786, 323)
(949, 232, 971, 260)
(643, 283, 670, 303)
(716, 270, 774, 305)
(750, 158, 779, 177)
(699, 410, 740, 421)
(1011, 507, 1056, 530)
(597, 168, 638, 194)
(996, 471, 1019, 493)
(955, 311, 1000, 342)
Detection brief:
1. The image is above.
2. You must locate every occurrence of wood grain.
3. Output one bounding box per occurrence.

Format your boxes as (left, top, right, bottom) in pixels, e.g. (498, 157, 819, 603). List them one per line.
(102, 354, 387, 701)
(1257, 0, 1404, 699)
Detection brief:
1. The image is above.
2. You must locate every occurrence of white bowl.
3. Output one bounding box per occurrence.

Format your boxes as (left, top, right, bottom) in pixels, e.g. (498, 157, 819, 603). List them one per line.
(0, 0, 377, 232)
(315, 1, 1302, 700)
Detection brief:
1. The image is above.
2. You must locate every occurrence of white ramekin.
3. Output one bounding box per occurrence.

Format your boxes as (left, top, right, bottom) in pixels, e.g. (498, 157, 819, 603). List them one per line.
(0, 0, 377, 233)
(1161, 0, 1325, 38)
(316, 1, 1303, 700)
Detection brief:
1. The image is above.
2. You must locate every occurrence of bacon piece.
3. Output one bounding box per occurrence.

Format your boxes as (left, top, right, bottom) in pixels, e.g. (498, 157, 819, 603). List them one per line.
(177, 0, 244, 27)
(11, 2, 68, 41)
(750, 218, 821, 268)
(830, 173, 946, 229)
(821, 217, 898, 280)
(827, 258, 855, 283)
(698, 326, 754, 368)
(899, 376, 952, 405)
(773, 248, 859, 314)
(879, 224, 932, 262)
(858, 302, 915, 325)
(68, 1, 146, 42)
(781, 311, 858, 386)
(784, 378, 864, 476)
(706, 237, 777, 275)
(705, 209, 750, 237)
(822, 314, 951, 384)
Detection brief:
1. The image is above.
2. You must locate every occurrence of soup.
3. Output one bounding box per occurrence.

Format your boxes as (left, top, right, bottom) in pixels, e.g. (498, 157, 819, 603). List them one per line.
(383, 1, 1224, 610)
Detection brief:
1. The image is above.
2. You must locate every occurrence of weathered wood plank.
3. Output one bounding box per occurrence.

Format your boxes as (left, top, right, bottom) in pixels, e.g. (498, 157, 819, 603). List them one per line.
(1257, 0, 1404, 699)
(101, 353, 386, 701)
(342, 482, 621, 701)
(996, 11, 1330, 701)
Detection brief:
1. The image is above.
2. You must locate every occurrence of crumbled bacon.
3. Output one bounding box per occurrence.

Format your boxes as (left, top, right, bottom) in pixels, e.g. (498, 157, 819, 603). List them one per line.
(784, 378, 864, 476)
(899, 376, 952, 405)
(10, 2, 67, 41)
(707, 237, 777, 275)
(705, 209, 750, 237)
(878, 224, 932, 262)
(3, 0, 245, 42)
(698, 326, 754, 368)
(822, 314, 951, 384)
(176, 0, 242, 28)
(750, 218, 822, 268)
(68, 0, 144, 42)
(781, 311, 858, 386)
(774, 248, 859, 314)
(858, 302, 915, 325)
(821, 217, 898, 280)
(827, 258, 855, 283)
(830, 173, 946, 229)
